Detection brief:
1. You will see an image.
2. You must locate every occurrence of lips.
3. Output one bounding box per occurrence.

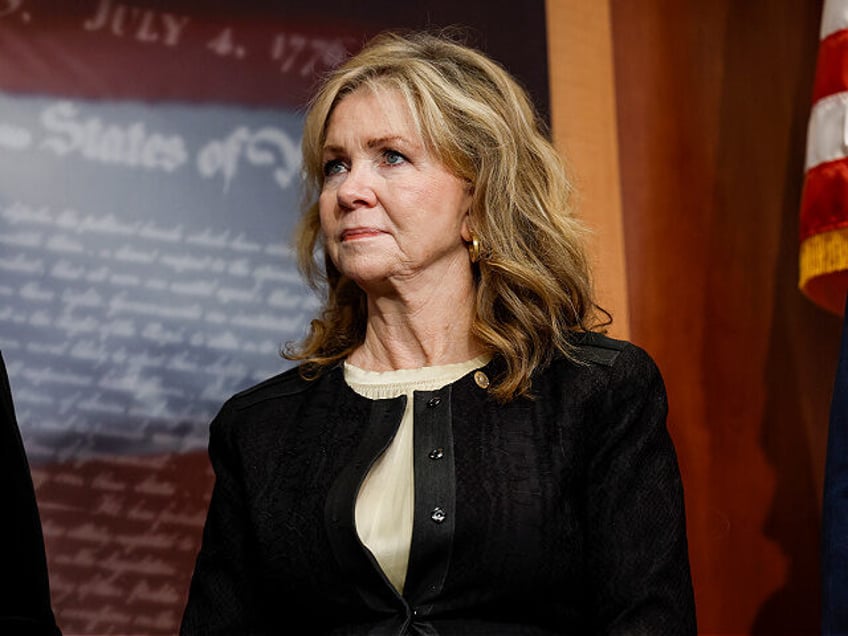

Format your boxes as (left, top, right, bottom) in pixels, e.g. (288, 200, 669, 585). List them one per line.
(340, 228, 384, 241)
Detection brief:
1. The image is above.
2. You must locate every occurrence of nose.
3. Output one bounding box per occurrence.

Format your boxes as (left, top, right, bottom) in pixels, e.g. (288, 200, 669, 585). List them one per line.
(336, 163, 377, 210)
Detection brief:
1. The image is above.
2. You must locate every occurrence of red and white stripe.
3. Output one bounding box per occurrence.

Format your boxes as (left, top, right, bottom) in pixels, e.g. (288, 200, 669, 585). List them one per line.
(799, 0, 848, 315)
(805, 0, 848, 174)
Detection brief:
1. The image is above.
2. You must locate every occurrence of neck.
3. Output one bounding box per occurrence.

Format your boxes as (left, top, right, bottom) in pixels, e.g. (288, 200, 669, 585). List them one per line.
(348, 262, 484, 371)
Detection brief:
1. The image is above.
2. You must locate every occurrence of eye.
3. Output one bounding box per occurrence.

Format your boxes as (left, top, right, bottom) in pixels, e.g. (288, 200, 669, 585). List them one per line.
(322, 159, 347, 177)
(383, 150, 407, 166)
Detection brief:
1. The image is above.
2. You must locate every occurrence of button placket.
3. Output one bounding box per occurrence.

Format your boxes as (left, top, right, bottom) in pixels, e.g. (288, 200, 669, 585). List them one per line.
(408, 387, 456, 602)
(424, 395, 446, 524)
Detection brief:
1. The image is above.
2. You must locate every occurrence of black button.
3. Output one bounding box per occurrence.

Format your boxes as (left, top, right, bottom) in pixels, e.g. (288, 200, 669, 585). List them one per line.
(428, 448, 444, 460)
(431, 507, 446, 523)
(427, 396, 442, 408)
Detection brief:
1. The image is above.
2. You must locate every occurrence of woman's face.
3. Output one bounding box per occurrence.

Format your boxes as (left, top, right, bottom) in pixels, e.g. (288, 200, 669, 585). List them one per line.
(318, 87, 473, 294)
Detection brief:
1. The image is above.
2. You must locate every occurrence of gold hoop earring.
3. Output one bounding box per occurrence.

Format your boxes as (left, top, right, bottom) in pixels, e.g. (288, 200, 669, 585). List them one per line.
(468, 234, 481, 264)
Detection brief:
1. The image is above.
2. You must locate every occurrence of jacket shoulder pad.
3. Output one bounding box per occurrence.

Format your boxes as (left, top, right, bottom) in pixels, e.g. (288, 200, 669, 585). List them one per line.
(227, 365, 314, 411)
(569, 331, 629, 367)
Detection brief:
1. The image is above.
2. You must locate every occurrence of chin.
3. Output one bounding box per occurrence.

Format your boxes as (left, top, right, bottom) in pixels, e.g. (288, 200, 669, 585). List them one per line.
(345, 265, 406, 294)
(337, 261, 386, 283)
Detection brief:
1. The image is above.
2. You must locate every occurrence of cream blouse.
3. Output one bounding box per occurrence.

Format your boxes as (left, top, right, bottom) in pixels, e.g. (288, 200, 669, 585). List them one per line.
(344, 355, 490, 593)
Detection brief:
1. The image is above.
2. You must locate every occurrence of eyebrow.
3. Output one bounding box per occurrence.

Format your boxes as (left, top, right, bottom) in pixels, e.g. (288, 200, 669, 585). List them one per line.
(366, 135, 407, 149)
(322, 135, 411, 155)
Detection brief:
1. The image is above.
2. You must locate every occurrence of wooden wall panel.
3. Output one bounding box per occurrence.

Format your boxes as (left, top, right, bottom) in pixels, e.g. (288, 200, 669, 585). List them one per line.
(609, 0, 834, 633)
(546, 0, 629, 339)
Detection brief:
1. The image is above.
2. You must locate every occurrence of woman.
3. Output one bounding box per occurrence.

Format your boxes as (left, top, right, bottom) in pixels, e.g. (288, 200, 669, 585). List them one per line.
(182, 32, 696, 635)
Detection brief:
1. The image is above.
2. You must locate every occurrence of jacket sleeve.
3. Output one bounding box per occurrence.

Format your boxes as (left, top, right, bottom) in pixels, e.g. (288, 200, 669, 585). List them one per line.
(0, 352, 62, 636)
(584, 344, 697, 635)
(181, 403, 261, 635)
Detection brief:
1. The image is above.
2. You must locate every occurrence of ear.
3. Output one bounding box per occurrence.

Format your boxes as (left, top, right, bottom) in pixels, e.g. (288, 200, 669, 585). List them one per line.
(460, 211, 473, 243)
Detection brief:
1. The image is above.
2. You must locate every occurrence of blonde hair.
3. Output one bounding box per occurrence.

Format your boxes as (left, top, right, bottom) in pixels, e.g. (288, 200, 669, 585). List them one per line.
(286, 31, 607, 401)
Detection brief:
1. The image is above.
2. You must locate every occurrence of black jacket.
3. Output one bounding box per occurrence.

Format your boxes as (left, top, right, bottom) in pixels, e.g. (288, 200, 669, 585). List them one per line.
(0, 352, 62, 636)
(182, 334, 696, 635)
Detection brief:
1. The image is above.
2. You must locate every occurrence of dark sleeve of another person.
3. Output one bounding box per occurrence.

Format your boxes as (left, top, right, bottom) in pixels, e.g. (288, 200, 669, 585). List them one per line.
(0, 352, 62, 636)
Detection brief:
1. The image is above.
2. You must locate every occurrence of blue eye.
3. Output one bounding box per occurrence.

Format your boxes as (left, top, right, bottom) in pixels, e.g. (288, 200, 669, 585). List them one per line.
(384, 150, 407, 166)
(323, 159, 346, 176)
